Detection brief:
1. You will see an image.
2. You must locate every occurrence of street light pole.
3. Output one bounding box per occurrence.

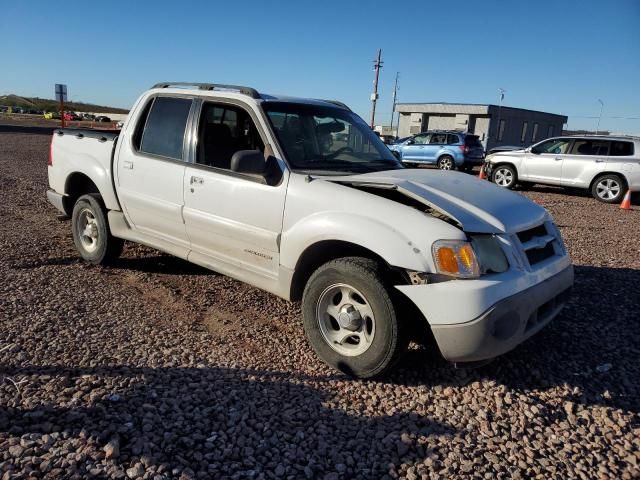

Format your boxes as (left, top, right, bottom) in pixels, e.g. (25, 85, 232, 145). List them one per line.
(390, 71, 399, 135)
(494, 88, 505, 144)
(596, 99, 604, 134)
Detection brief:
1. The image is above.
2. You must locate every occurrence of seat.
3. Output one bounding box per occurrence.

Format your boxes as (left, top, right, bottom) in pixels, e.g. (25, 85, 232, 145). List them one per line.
(203, 123, 236, 169)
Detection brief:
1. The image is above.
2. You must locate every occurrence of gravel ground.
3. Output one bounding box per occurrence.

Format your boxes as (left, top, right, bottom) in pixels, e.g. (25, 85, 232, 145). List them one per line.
(0, 122, 639, 479)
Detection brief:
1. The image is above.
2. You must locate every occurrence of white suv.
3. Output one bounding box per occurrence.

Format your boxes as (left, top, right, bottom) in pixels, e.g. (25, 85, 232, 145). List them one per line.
(485, 136, 640, 203)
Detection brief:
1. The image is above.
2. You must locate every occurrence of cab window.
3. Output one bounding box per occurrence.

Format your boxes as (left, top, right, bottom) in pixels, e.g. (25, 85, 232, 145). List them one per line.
(429, 133, 447, 144)
(139, 97, 193, 160)
(532, 138, 572, 155)
(412, 134, 429, 145)
(197, 103, 264, 169)
(569, 140, 610, 156)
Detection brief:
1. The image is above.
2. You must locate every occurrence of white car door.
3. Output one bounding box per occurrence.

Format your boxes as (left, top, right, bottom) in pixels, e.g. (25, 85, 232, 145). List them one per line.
(182, 100, 288, 281)
(561, 139, 609, 187)
(521, 138, 572, 185)
(115, 95, 195, 251)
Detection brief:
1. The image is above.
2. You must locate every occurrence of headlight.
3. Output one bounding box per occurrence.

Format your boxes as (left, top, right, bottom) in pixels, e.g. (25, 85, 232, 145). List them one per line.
(432, 240, 480, 278)
(470, 235, 509, 274)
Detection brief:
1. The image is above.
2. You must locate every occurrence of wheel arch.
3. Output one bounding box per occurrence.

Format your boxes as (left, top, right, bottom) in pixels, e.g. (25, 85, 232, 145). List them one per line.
(588, 171, 629, 191)
(63, 172, 102, 216)
(289, 240, 405, 301)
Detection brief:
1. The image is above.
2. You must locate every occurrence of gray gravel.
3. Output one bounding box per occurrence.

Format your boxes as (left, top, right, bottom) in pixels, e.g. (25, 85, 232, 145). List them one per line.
(1, 121, 639, 479)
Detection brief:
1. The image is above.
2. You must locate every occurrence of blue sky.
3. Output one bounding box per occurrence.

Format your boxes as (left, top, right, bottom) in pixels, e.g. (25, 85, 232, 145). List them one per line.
(2, 0, 639, 133)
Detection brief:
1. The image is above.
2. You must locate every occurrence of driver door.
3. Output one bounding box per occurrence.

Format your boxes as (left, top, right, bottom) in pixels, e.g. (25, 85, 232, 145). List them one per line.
(523, 138, 572, 184)
(401, 133, 429, 161)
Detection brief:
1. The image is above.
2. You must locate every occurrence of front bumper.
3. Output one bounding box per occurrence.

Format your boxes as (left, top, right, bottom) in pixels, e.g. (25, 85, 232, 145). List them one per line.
(397, 264, 574, 362)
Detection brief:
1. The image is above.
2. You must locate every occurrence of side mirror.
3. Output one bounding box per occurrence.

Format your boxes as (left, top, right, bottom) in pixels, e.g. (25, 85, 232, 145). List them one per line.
(230, 150, 266, 175)
(530, 147, 540, 154)
(406, 139, 414, 145)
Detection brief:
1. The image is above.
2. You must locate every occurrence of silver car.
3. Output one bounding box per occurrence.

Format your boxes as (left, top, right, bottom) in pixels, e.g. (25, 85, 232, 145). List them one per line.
(484, 136, 640, 203)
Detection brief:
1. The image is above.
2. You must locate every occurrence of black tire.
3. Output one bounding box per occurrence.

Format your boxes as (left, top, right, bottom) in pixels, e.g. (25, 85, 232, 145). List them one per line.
(491, 164, 517, 189)
(591, 174, 626, 204)
(302, 257, 409, 378)
(437, 155, 456, 170)
(71, 194, 124, 265)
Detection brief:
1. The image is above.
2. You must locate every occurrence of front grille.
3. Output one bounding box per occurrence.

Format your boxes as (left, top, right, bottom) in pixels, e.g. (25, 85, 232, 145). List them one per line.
(516, 223, 557, 267)
(517, 224, 547, 244)
(525, 242, 555, 265)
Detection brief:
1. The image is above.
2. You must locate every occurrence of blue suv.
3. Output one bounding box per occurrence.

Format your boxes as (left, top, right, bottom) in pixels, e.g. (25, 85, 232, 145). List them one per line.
(389, 131, 485, 170)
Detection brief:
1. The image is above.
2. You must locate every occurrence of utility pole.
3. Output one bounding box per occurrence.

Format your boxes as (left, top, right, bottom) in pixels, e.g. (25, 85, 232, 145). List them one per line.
(390, 71, 399, 135)
(370, 48, 383, 129)
(596, 99, 604, 134)
(495, 88, 505, 143)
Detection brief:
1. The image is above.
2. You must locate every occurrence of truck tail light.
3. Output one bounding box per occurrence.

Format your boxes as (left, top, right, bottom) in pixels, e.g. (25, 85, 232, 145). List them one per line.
(48, 137, 53, 166)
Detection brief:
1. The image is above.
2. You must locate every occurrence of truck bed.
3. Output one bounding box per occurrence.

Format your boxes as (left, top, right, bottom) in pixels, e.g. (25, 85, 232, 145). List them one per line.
(48, 128, 122, 215)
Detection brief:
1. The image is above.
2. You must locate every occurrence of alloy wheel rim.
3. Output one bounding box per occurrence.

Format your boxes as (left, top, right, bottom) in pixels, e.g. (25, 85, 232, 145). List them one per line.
(316, 283, 376, 357)
(439, 157, 453, 170)
(495, 168, 513, 187)
(596, 179, 620, 200)
(78, 208, 99, 252)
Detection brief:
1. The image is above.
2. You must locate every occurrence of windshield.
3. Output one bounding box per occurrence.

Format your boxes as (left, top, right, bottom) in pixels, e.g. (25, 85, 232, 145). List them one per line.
(263, 102, 402, 174)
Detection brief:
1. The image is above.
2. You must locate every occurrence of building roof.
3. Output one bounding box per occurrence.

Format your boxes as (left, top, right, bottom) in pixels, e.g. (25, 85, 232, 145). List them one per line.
(395, 102, 567, 121)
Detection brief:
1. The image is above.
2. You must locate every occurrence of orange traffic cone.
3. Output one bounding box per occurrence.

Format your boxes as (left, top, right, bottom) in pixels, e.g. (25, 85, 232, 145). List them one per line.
(620, 190, 632, 210)
(478, 166, 486, 180)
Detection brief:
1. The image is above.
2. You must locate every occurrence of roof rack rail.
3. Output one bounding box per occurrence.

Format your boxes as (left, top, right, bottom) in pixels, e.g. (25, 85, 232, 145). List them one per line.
(319, 99, 351, 111)
(151, 82, 260, 99)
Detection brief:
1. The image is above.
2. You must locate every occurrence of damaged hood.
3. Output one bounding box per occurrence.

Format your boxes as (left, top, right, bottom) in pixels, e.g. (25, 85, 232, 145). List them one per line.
(325, 169, 548, 234)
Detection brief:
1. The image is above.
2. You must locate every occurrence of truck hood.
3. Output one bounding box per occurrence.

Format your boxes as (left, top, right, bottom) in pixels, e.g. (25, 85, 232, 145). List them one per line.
(325, 169, 548, 234)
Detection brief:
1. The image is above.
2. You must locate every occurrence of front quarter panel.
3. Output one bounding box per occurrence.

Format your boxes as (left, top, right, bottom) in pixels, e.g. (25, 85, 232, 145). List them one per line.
(280, 173, 466, 273)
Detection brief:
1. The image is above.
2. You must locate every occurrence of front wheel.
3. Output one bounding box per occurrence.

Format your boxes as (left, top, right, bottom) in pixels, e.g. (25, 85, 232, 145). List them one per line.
(302, 257, 408, 378)
(491, 164, 517, 189)
(437, 155, 456, 170)
(591, 174, 626, 203)
(71, 194, 124, 265)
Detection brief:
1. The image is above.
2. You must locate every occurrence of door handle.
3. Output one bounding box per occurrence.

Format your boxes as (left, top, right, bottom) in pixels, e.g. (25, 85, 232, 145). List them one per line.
(123, 160, 133, 169)
(554, 157, 562, 161)
(190, 176, 204, 185)
(595, 159, 605, 163)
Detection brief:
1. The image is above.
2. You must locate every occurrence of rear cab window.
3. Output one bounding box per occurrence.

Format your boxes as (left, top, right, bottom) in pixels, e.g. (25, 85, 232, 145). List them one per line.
(464, 135, 482, 147)
(138, 96, 193, 160)
(569, 139, 610, 156)
(430, 133, 447, 144)
(610, 141, 634, 156)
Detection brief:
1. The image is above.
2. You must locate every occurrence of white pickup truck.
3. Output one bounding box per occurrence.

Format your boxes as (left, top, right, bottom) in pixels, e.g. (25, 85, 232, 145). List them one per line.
(47, 82, 573, 378)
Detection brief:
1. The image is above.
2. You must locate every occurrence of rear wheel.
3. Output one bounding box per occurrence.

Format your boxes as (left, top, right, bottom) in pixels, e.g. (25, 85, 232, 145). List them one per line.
(437, 155, 455, 170)
(302, 257, 408, 378)
(71, 194, 124, 265)
(491, 164, 517, 189)
(591, 174, 626, 203)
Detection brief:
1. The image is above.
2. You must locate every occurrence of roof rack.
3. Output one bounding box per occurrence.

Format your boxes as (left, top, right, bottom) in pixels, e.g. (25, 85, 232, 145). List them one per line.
(151, 82, 260, 99)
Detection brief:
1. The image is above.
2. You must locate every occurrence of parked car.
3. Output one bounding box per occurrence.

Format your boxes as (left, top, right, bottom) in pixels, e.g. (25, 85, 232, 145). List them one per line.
(46, 82, 573, 378)
(487, 145, 523, 156)
(43, 111, 60, 120)
(388, 131, 485, 170)
(63, 112, 81, 121)
(95, 115, 111, 123)
(484, 135, 640, 203)
(115, 120, 125, 129)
